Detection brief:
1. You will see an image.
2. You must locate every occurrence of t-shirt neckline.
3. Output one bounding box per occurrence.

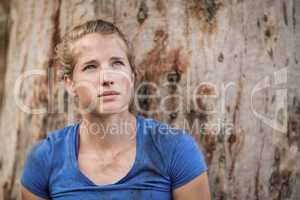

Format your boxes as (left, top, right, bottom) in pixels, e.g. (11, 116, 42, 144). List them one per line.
(70, 114, 144, 187)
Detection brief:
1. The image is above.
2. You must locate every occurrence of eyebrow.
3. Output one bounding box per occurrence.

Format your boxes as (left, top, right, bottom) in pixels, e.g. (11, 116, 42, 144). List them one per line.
(82, 59, 98, 65)
(110, 56, 125, 61)
(81, 57, 125, 66)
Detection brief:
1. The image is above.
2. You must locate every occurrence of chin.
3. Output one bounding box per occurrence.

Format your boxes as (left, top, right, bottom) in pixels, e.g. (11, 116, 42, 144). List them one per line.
(79, 99, 130, 115)
(96, 104, 129, 114)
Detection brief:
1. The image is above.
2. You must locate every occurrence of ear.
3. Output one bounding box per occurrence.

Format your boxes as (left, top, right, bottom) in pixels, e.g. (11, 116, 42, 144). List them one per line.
(64, 75, 76, 97)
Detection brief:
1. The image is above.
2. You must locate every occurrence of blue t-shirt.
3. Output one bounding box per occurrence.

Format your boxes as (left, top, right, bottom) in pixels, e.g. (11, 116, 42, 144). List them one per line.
(21, 114, 208, 199)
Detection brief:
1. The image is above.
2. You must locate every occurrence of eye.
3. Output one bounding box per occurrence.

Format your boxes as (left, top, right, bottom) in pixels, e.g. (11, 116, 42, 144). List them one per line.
(82, 64, 97, 71)
(112, 60, 125, 68)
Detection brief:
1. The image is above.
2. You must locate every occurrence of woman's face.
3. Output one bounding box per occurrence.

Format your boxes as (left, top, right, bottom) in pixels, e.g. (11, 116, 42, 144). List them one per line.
(65, 33, 134, 115)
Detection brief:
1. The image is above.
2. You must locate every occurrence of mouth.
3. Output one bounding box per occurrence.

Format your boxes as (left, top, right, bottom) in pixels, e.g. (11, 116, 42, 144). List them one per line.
(98, 91, 120, 97)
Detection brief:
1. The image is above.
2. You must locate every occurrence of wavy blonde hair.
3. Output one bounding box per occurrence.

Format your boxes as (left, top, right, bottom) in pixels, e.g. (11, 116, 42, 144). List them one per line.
(55, 19, 137, 113)
(55, 19, 136, 78)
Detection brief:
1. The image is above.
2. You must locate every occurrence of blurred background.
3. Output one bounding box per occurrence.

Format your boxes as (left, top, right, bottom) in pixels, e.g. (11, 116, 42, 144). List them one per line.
(0, 0, 299, 199)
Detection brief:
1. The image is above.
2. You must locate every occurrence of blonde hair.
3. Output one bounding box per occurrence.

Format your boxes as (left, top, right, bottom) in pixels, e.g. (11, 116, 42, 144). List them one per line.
(55, 19, 136, 78)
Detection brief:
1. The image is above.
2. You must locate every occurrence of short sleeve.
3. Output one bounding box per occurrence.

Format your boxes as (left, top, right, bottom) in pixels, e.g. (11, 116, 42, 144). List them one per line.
(21, 139, 51, 199)
(168, 132, 208, 189)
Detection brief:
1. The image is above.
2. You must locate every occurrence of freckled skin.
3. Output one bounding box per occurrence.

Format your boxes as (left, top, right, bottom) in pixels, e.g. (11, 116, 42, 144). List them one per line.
(66, 33, 137, 185)
(69, 33, 134, 115)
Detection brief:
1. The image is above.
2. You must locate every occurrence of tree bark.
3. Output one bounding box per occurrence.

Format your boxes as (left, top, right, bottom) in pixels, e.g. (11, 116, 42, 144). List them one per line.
(0, 0, 299, 199)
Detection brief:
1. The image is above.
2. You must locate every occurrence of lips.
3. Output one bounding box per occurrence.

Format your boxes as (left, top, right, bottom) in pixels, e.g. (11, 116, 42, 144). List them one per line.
(98, 90, 120, 97)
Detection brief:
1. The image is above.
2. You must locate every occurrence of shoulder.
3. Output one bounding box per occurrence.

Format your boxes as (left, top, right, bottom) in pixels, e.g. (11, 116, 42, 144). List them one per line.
(141, 115, 195, 149)
(140, 115, 202, 164)
(139, 115, 207, 187)
(26, 123, 77, 165)
(21, 124, 78, 199)
(46, 123, 78, 143)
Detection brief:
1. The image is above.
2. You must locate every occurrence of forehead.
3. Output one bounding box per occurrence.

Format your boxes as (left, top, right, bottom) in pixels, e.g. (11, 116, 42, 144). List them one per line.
(72, 33, 127, 59)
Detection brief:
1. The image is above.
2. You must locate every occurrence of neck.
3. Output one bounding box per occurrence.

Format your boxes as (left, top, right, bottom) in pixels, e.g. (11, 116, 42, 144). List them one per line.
(79, 111, 137, 152)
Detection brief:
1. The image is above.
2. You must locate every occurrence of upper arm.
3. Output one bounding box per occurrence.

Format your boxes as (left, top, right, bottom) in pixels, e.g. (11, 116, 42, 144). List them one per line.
(168, 132, 208, 189)
(21, 140, 51, 199)
(21, 186, 47, 200)
(167, 131, 209, 199)
(172, 172, 211, 200)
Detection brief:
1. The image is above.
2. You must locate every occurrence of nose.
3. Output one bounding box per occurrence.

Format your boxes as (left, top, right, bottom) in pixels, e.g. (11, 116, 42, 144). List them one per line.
(99, 71, 114, 87)
(102, 80, 114, 86)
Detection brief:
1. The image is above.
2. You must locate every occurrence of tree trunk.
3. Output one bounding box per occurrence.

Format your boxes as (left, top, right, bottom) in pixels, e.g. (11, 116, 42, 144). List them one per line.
(0, 0, 299, 199)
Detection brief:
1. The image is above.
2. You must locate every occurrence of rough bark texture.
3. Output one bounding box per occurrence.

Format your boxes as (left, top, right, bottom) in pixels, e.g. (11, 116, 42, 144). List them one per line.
(0, 0, 9, 114)
(0, 0, 299, 199)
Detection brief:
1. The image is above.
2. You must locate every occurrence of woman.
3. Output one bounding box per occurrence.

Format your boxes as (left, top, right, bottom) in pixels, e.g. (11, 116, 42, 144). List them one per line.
(21, 19, 210, 200)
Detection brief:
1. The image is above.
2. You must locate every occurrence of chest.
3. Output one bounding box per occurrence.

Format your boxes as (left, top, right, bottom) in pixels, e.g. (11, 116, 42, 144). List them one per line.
(77, 147, 136, 185)
(49, 144, 172, 199)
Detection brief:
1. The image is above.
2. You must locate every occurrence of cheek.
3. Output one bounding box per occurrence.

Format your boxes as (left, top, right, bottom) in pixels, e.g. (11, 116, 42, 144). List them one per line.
(119, 75, 132, 91)
(76, 85, 95, 103)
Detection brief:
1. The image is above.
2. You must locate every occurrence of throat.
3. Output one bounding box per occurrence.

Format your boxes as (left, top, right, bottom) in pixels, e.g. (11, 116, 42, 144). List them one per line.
(78, 114, 137, 151)
(76, 133, 137, 186)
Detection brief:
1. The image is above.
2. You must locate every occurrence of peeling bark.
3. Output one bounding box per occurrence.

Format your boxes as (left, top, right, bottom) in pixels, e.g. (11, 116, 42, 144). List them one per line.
(0, 0, 299, 199)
